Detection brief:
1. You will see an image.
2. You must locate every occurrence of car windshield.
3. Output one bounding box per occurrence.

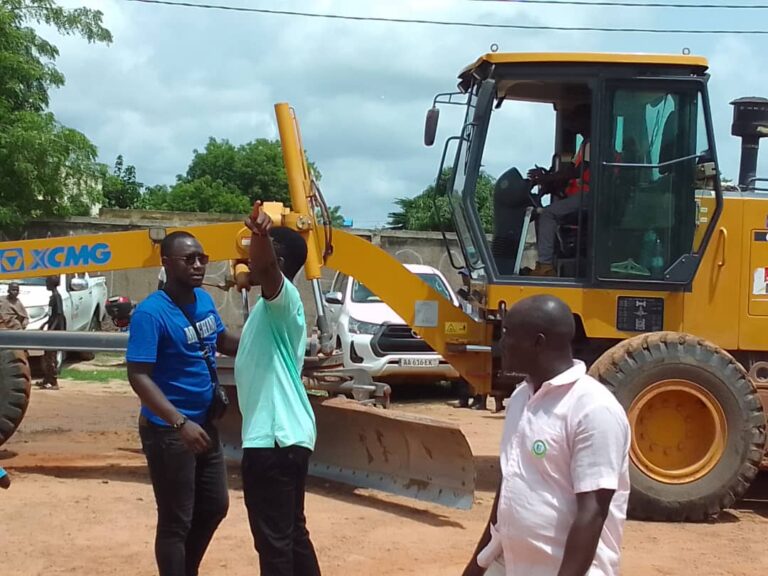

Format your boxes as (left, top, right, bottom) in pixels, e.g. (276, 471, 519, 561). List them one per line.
(416, 273, 452, 301)
(351, 273, 453, 304)
(351, 280, 382, 303)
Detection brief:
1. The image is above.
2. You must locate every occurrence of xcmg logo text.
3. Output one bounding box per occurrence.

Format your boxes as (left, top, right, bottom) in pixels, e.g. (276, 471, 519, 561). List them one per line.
(0, 243, 112, 273)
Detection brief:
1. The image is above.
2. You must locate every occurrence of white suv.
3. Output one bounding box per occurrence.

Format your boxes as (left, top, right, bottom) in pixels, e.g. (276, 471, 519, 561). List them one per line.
(324, 264, 460, 384)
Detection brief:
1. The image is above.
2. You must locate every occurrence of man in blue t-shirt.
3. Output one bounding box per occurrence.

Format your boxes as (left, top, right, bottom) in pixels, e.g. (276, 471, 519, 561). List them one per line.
(235, 204, 320, 576)
(127, 230, 239, 576)
(0, 467, 10, 489)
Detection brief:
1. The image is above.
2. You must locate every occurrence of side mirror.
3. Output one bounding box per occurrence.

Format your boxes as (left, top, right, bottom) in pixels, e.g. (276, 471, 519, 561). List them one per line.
(324, 292, 343, 305)
(69, 277, 89, 292)
(424, 107, 440, 147)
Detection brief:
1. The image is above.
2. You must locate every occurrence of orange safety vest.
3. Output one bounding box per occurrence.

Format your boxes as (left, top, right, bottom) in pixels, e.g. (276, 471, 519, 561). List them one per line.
(565, 140, 590, 197)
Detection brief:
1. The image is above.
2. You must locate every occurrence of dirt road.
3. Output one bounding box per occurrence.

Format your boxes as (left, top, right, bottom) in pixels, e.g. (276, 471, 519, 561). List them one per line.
(1, 377, 767, 575)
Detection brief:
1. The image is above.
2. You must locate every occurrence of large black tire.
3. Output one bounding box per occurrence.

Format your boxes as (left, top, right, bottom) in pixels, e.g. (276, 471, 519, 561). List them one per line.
(0, 350, 32, 447)
(589, 332, 766, 522)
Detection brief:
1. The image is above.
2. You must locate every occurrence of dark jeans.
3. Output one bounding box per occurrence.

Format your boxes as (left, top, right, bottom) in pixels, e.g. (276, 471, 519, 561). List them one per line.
(139, 418, 229, 576)
(242, 445, 321, 576)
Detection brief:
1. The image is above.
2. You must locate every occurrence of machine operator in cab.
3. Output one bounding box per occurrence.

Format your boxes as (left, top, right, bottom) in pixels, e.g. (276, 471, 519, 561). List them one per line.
(527, 104, 591, 277)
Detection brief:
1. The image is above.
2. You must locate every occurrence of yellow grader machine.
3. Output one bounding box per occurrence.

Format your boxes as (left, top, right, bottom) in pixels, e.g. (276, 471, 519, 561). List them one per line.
(0, 52, 767, 521)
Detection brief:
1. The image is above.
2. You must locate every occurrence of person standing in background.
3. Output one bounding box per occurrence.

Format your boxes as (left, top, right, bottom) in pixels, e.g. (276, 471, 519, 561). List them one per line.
(0, 282, 29, 330)
(38, 276, 65, 390)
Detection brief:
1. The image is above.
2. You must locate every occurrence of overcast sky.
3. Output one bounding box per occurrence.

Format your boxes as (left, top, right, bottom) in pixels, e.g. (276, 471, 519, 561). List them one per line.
(49, 0, 768, 227)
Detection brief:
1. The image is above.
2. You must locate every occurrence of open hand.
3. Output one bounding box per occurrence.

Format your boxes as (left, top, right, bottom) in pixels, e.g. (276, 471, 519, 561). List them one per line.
(245, 201, 272, 237)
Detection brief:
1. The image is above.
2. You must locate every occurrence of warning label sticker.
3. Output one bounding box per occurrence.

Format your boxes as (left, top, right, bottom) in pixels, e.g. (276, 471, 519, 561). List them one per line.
(445, 322, 468, 336)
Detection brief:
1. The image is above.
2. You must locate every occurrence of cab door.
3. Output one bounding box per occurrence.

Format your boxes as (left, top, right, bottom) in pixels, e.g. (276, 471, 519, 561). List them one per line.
(592, 79, 721, 290)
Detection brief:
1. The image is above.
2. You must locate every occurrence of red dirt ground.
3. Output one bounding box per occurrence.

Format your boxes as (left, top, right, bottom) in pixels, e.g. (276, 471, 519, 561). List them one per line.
(1, 378, 767, 575)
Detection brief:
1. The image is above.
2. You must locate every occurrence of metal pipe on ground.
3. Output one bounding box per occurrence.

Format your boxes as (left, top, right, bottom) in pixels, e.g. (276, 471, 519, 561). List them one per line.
(0, 330, 128, 352)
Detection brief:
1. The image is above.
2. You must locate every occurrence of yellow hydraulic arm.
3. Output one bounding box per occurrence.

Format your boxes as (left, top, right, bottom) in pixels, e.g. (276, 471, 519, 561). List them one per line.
(273, 103, 493, 391)
(0, 104, 493, 393)
(0, 102, 490, 509)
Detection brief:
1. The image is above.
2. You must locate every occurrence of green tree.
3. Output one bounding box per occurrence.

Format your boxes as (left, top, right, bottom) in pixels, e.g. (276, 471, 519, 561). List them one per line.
(137, 184, 170, 210)
(0, 1, 112, 232)
(388, 169, 494, 232)
(143, 177, 249, 214)
(142, 137, 321, 214)
(102, 155, 143, 209)
(183, 137, 321, 206)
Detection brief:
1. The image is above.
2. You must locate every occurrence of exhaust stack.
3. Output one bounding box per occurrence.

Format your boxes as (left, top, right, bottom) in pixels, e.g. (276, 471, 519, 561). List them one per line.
(731, 97, 768, 190)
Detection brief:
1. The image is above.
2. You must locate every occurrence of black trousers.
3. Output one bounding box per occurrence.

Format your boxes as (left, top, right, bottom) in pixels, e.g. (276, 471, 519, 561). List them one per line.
(242, 445, 321, 576)
(139, 418, 229, 576)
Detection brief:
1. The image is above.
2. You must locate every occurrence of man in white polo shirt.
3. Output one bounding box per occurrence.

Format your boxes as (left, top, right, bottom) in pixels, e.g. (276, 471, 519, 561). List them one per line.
(463, 295, 630, 576)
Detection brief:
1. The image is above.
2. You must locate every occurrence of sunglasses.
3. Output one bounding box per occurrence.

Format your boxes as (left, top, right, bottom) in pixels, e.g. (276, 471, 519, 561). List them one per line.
(167, 253, 210, 266)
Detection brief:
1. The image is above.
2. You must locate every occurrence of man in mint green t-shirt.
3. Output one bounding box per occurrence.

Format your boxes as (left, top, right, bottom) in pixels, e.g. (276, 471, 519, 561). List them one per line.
(234, 203, 320, 576)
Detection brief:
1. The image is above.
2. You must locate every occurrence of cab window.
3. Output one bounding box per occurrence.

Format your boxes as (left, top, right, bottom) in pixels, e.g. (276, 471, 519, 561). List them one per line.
(595, 86, 706, 282)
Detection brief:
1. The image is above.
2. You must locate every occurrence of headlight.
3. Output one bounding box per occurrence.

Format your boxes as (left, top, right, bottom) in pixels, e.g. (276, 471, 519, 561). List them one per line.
(348, 317, 380, 335)
(26, 306, 48, 322)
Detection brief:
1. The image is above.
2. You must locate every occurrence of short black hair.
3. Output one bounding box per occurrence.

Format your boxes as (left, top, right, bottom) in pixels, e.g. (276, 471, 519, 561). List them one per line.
(160, 231, 196, 258)
(270, 227, 308, 281)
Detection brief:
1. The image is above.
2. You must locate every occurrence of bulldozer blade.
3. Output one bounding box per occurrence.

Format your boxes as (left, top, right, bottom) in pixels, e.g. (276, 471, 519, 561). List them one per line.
(216, 387, 475, 510)
(310, 396, 475, 510)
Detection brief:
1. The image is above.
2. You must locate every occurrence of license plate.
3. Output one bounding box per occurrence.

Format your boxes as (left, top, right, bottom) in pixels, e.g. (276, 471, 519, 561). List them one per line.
(400, 358, 440, 368)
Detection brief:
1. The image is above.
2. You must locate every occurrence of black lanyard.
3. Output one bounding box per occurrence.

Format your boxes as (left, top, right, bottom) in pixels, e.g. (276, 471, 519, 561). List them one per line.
(162, 289, 219, 388)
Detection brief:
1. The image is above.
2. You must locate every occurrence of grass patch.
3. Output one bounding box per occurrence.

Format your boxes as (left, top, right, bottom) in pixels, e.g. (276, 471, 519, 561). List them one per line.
(60, 367, 127, 382)
(94, 352, 126, 362)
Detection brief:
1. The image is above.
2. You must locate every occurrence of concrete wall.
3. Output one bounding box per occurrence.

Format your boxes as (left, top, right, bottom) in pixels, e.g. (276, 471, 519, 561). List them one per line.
(25, 210, 464, 331)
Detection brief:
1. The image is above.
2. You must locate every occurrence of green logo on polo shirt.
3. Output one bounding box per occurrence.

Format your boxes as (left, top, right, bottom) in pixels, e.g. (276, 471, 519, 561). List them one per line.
(532, 439, 547, 458)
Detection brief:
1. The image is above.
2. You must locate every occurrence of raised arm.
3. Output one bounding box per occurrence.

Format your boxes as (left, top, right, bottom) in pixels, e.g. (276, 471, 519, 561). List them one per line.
(244, 202, 283, 300)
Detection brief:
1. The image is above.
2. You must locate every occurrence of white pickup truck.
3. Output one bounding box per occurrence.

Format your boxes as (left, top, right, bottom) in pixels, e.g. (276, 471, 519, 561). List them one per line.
(0, 273, 108, 366)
